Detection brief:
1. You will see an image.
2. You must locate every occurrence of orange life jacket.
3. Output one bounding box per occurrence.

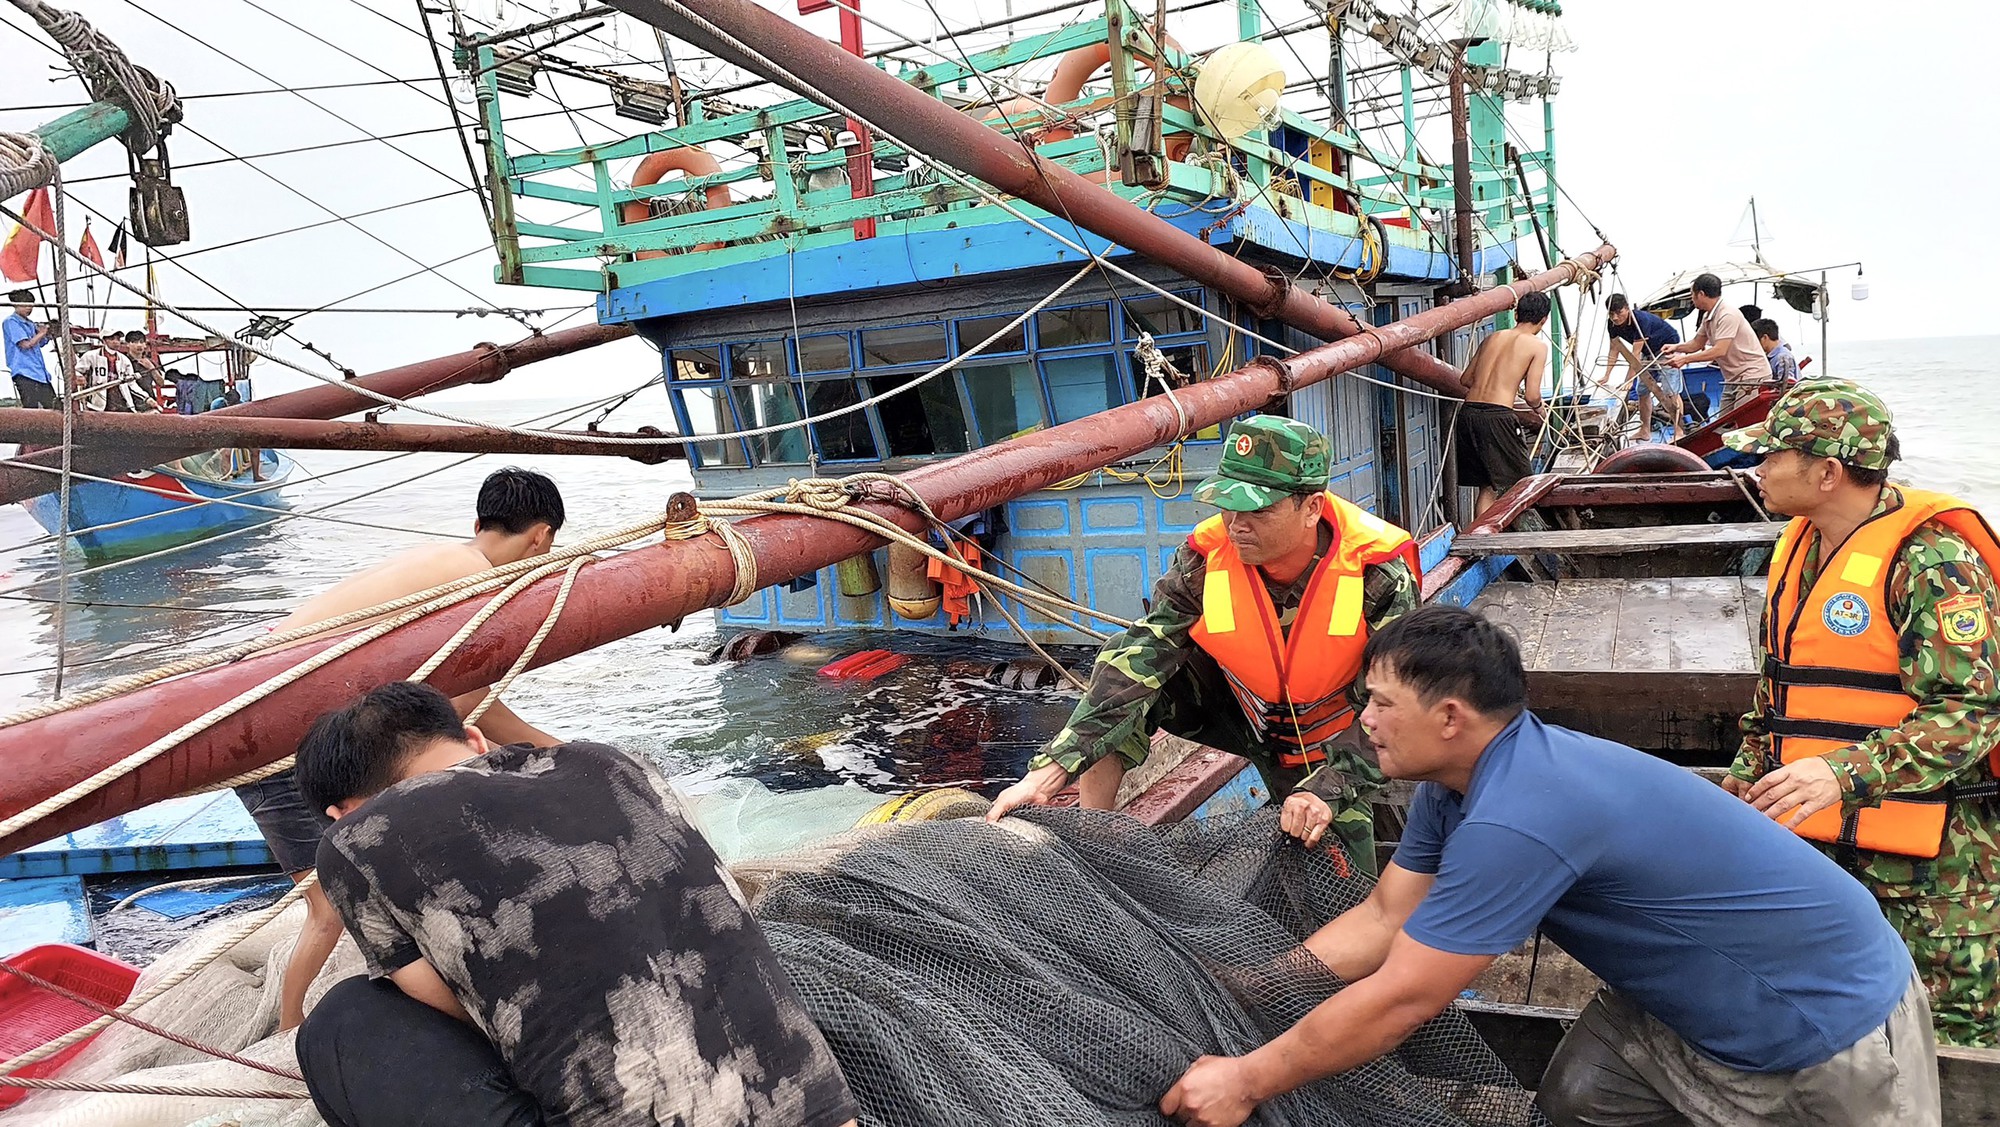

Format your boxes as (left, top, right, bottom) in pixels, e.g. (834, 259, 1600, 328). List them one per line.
(1762, 487, 2000, 857)
(1187, 493, 1419, 769)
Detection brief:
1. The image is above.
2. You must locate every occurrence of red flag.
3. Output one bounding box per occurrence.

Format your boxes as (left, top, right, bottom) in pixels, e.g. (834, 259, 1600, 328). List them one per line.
(78, 220, 104, 271)
(0, 188, 54, 283)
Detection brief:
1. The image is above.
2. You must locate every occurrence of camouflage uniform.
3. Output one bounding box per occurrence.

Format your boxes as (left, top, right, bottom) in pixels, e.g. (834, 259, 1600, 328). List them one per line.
(1027, 416, 1421, 875)
(1729, 381, 2000, 1047)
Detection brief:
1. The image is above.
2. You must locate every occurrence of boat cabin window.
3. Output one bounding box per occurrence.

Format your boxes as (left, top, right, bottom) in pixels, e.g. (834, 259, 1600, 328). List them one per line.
(728, 339, 786, 380)
(804, 377, 880, 461)
(954, 315, 1026, 356)
(1036, 304, 1112, 349)
(672, 346, 722, 382)
(675, 384, 749, 468)
(964, 360, 1047, 442)
(860, 324, 948, 367)
(1120, 292, 1204, 338)
(1041, 354, 1123, 425)
(731, 381, 810, 464)
(795, 332, 852, 373)
(873, 375, 970, 456)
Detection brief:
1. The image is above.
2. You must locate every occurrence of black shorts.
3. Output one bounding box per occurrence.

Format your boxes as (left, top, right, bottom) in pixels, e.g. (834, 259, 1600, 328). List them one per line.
(235, 768, 334, 874)
(1454, 402, 1533, 491)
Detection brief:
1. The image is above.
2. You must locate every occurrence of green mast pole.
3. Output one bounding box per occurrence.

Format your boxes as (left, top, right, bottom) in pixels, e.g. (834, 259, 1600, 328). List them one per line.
(33, 101, 134, 164)
(1540, 95, 1563, 381)
(1237, 0, 1268, 190)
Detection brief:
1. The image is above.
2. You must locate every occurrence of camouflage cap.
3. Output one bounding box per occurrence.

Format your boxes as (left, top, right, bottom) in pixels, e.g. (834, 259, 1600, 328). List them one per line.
(1722, 378, 1897, 470)
(1193, 415, 1331, 512)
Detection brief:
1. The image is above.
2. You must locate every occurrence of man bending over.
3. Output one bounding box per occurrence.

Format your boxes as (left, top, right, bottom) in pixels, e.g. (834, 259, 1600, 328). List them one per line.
(294, 682, 861, 1127)
(1161, 605, 1937, 1127)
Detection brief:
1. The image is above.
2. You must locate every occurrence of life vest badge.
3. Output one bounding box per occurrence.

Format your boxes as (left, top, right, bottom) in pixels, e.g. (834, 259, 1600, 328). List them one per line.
(1939, 593, 1990, 646)
(1822, 592, 1871, 637)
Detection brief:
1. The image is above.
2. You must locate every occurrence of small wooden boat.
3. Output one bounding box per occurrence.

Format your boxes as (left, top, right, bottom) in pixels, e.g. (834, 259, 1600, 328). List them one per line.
(19, 450, 294, 559)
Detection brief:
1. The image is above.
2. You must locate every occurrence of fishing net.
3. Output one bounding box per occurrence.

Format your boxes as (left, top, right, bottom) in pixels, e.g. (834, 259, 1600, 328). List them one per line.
(755, 807, 1544, 1127)
(3, 806, 1543, 1127)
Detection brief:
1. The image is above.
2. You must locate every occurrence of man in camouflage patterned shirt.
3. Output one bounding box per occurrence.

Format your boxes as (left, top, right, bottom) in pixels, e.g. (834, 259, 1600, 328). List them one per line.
(1726, 379, 2000, 1046)
(988, 416, 1420, 875)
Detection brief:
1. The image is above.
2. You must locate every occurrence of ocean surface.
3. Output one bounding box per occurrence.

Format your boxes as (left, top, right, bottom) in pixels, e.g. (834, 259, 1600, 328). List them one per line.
(0, 334, 1992, 798)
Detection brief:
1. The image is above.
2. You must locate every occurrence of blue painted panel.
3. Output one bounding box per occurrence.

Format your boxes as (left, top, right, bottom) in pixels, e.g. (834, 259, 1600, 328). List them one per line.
(601, 202, 1512, 323)
(719, 588, 775, 626)
(0, 877, 92, 956)
(1008, 499, 1071, 537)
(1190, 762, 1272, 821)
(0, 793, 272, 879)
(1419, 524, 1458, 574)
(1155, 497, 1205, 535)
(1433, 555, 1513, 608)
(1080, 497, 1143, 533)
(1009, 549, 1078, 629)
(775, 572, 830, 628)
(1085, 547, 1148, 624)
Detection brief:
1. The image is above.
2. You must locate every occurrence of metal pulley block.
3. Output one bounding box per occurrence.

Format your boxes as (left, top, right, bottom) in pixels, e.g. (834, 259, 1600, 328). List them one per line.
(128, 146, 189, 247)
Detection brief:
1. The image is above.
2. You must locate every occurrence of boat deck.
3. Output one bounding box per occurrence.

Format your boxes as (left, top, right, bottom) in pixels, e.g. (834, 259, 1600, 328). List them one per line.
(1470, 577, 1767, 760)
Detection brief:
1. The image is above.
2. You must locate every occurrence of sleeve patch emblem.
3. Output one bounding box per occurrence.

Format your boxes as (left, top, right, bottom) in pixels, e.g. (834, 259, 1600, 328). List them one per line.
(1938, 593, 1991, 646)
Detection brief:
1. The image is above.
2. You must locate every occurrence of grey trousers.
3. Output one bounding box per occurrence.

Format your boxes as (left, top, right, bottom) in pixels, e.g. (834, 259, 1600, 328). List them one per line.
(1536, 975, 1939, 1127)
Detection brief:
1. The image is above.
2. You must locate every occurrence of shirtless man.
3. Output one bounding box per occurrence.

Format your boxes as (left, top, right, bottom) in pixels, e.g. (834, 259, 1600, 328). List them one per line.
(240, 466, 566, 1031)
(1455, 290, 1550, 515)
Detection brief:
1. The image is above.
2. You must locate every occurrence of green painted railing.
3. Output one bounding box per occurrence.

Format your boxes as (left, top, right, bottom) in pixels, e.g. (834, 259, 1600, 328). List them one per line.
(471, 2, 1550, 293)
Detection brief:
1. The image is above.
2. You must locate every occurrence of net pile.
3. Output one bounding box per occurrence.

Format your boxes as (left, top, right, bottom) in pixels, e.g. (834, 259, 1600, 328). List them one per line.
(3, 806, 1542, 1127)
(755, 807, 1543, 1127)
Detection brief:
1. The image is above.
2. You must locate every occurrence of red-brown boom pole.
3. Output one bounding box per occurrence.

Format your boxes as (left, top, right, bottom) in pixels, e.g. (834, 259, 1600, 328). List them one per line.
(0, 323, 634, 505)
(602, 0, 1475, 396)
(0, 244, 1610, 856)
(0, 410, 686, 463)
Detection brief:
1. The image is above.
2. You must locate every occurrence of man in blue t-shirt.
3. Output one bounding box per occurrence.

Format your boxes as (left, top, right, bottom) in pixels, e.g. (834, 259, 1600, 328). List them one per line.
(4, 290, 57, 410)
(1161, 605, 1939, 1127)
(1603, 292, 1685, 440)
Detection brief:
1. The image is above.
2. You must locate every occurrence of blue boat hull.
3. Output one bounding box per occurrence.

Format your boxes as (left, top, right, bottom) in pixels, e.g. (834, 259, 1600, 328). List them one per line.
(18, 451, 294, 558)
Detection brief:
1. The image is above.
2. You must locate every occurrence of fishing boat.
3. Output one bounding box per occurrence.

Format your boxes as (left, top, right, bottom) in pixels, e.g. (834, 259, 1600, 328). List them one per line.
(8, 328, 295, 559)
(3, 0, 1995, 1121)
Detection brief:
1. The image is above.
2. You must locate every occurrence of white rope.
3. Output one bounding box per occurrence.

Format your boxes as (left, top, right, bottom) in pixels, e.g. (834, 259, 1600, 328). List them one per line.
(9, 0, 179, 153)
(0, 130, 56, 201)
(49, 163, 76, 699)
(0, 1077, 302, 1099)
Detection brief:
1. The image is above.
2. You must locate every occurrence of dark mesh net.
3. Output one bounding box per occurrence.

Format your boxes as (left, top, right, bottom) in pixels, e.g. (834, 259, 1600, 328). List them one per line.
(754, 807, 1545, 1126)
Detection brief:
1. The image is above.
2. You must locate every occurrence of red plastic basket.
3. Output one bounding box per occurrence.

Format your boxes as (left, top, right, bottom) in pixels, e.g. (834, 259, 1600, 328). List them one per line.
(0, 945, 140, 1108)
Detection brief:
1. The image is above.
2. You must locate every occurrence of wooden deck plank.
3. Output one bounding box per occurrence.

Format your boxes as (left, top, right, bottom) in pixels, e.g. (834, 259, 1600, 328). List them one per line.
(1470, 582, 1558, 666)
(1450, 521, 1782, 557)
(1537, 580, 1623, 671)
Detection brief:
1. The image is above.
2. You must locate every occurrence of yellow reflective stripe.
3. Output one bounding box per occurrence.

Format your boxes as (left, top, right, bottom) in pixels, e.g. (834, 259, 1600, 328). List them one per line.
(1841, 552, 1883, 587)
(1327, 574, 1364, 636)
(1203, 570, 1236, 634)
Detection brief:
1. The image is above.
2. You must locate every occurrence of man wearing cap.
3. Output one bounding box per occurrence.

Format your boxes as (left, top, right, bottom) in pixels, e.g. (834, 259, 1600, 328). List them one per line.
(1725, 379, 2000, 1046)
(987, 416, 1421, 874)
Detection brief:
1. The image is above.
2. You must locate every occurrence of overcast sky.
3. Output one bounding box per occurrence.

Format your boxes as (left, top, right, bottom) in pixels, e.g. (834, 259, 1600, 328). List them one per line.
(2, 0, 1991, 409)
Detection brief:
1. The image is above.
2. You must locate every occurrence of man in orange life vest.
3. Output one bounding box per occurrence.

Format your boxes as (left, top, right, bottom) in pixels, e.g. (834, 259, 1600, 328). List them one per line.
(988, 415, 1421, 873)
(1725, 379, 2000, 1046)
